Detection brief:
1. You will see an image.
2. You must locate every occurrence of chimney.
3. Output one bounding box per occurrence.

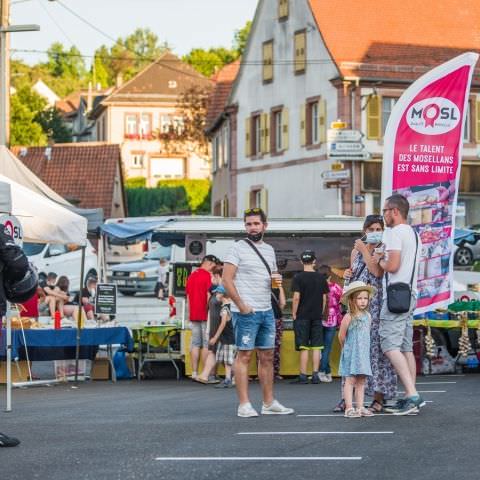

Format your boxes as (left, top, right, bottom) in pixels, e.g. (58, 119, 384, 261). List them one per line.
(116, 73, 123, 89)
(87, 81, 93, 112)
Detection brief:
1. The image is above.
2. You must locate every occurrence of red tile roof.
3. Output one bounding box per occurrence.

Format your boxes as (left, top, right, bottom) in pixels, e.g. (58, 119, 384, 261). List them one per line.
(11, 143, 125, 217)
(206, 60, 240, 132)
(308, 0, 480, 82)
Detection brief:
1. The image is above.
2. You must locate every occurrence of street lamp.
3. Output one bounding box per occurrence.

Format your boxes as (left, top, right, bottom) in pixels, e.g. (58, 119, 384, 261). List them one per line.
(0, 0, 40, 146)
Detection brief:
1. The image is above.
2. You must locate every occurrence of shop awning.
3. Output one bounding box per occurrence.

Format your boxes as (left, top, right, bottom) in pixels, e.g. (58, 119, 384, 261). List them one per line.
(100, 219, 174, 241)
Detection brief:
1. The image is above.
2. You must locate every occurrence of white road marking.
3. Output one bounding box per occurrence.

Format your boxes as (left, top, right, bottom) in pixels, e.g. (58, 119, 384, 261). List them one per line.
(297, 414, 417, 417)
(416, 382, 456, 385)
(399, 390, 446, 393)
(155, 457, 362, 461)
(237, 431, 394, 435)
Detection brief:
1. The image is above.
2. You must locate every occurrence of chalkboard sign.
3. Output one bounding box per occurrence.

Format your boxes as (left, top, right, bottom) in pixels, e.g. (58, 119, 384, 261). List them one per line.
(95, 283, 117, 315)
(172, 263, 195, 297)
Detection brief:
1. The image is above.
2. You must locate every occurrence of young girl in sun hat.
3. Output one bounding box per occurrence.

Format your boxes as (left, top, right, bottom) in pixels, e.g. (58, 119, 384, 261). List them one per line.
(338, 281, 375, 418)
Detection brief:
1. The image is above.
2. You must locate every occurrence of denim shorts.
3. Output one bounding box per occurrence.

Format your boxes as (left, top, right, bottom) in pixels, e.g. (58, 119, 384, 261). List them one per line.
(231, 309, 275, 351)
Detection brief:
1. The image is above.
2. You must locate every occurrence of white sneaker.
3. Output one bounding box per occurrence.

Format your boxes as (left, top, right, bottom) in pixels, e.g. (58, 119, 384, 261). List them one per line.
(237, 402, 259, 418)
(318, 372, 329, 383)
(325, 374, 333, 383)
(261, 399, 295, 415)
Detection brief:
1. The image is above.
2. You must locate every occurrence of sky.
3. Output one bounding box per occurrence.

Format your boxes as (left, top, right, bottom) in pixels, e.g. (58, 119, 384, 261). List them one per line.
(9, 0, 259, 65)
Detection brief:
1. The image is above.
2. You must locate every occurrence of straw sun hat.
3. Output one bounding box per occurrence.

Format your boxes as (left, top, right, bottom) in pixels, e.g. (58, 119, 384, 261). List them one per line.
(341, 281, 376, 305)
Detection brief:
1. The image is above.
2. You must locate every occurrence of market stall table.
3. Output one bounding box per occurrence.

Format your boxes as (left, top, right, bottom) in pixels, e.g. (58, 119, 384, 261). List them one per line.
(132, 325, 182, 380)
(0, 327, 134, 382)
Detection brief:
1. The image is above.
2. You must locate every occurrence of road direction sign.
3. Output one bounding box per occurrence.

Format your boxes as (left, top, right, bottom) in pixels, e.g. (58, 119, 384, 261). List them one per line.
(321, 169, 351, 181)
(328, 150, 370, 160)
(330, 120, 348, 130)
(328, 142, 364, 152)
(327, 129, 363, 142)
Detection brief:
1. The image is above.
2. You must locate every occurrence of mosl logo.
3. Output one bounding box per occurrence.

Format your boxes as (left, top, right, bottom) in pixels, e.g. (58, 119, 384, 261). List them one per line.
(406, 97, 461, 135)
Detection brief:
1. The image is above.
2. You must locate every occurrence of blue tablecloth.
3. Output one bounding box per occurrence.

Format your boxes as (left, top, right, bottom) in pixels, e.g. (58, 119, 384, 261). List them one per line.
(0, 327, 134, 359)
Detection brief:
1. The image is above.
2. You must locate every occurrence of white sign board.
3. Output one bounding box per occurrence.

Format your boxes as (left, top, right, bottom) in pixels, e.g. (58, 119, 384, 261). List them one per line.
(328, 151, 370, 160)
(328, 142, 364, 152)
(0, 214, 23, 247)
(327, 129, 363, 142)
(321, 170, 351, 181)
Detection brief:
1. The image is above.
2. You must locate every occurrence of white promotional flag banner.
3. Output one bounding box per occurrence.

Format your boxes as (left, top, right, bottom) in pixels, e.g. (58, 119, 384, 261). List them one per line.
(381, 52, 478, 315)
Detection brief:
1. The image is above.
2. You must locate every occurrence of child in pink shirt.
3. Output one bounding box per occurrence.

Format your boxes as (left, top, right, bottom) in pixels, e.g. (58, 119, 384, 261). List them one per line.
(319, 266, 343, 382)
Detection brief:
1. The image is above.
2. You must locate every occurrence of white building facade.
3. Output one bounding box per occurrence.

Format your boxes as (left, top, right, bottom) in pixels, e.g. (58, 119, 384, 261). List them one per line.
(229, 0, 340, 217)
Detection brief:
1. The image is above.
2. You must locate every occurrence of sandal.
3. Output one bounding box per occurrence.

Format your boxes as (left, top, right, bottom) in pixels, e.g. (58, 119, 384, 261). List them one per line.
(193, 377, 209, 385)
(367, 400, 384, 413)
(358, 407, 374, 417)
(333, 399, 346, 413)
(344, 407, 360, 418)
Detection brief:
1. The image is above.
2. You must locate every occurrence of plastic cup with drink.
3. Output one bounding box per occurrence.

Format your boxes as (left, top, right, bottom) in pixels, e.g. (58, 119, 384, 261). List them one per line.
(271, 272, 282, 289)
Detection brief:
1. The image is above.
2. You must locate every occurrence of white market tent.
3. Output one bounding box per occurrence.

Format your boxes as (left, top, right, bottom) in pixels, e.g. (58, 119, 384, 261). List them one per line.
(0, 176, 87, 245)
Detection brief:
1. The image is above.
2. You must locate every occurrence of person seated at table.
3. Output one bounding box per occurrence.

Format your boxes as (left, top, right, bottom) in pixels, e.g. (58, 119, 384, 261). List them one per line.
(52, 276, 80, 320)
(41, 272, 58, 317)
(73, 277, 97, 320)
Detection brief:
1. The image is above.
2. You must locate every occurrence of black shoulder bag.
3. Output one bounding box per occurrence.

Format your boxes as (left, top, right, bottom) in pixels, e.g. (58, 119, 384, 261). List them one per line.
(243, 239, 280, 312)
(385, 228, 419, 314)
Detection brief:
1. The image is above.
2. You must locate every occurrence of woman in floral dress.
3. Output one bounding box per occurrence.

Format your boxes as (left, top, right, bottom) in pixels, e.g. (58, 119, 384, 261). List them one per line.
(340, 215, 398, 412)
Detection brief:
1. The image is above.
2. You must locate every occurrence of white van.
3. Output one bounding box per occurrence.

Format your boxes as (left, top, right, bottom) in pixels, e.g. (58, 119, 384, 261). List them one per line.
(23, 241, 98, 291)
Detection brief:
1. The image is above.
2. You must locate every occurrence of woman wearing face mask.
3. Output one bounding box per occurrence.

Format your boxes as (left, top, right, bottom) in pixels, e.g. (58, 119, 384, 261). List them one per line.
(334, 215, 398, 413)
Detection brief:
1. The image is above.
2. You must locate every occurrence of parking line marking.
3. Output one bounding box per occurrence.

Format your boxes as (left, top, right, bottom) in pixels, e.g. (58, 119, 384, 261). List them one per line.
(416, 382, 456, 385)
(297, 414, 416, 417)
(237, 431, 394, 435)
(155, 457, 362, 461)
(399, 390, 446, 393)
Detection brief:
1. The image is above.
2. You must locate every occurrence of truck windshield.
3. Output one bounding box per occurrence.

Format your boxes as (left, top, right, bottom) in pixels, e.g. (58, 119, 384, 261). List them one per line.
(145, 245, 171, 260)
(23, 242, 46, 256)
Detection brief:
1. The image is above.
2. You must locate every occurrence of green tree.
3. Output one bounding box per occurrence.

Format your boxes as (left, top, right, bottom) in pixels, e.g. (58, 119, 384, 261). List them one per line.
(233, 21, 252, 55)
(183, 48, 237, 77)
(35, 107, 72, 143)
(10, 94, 47, 146)
(46, 42, 86, 79)
(156, 179, 211, 213)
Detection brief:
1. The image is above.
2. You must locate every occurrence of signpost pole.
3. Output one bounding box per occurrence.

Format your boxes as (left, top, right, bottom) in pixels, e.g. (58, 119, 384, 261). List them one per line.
(74, 246, 86, 384)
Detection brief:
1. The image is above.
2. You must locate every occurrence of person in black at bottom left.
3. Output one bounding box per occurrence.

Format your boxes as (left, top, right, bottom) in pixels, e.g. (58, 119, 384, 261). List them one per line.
(0, 226, 38, 447)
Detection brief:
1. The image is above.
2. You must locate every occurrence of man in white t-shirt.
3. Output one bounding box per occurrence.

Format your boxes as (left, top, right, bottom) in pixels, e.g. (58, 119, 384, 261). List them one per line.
(223, 208, 294, 418)
(375, 194, 425, 416)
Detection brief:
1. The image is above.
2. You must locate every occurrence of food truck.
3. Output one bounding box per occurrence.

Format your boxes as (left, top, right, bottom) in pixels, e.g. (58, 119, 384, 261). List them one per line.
(100, 216, 363, 376)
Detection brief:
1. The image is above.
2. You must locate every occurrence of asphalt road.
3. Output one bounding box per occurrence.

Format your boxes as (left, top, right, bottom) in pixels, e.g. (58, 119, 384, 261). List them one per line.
(0, 374, 478, 480)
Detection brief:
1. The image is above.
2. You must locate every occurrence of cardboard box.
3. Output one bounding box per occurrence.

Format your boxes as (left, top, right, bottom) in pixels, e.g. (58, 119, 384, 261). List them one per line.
(91, 358, 110, 380)
(0, 361, 30, 383)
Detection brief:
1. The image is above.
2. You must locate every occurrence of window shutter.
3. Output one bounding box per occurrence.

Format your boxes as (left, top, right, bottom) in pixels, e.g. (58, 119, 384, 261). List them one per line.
(245, 190, 251, 209)
(282, 107, 289, 150)
(294, 32, 306, 73)
(245, 117, 251, 157)
(260, 188, 269, 214)
(279, 0, 289, 18)
(476, 100, 480, 143)
(300, 104, 306, 146)
(263, 41, 273, 82)
(318, 99, 327, 143)
(367, 95, 381, 140)
(263, 113, 270, 154)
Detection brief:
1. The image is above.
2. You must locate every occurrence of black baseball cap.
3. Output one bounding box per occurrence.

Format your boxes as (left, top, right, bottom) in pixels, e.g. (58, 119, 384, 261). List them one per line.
(300, 250, 316, 263)
(202, 254, 221, 264)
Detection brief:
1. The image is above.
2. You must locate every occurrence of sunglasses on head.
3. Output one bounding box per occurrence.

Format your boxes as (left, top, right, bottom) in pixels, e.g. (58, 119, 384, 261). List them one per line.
(244, 208, 262, 215)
